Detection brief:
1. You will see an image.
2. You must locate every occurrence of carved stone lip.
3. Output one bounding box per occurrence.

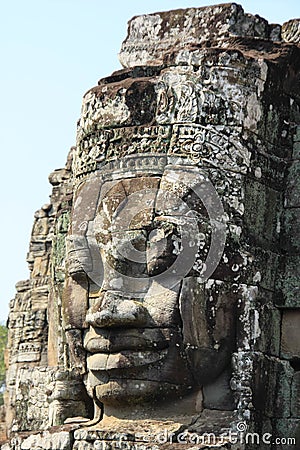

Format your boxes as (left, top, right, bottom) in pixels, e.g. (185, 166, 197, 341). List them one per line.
(87, 348, 168, 371)
(84, 327, 170, 353)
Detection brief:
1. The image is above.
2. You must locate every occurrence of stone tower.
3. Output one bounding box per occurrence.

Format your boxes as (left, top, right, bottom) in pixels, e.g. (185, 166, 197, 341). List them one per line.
(1, 4, 300, 450)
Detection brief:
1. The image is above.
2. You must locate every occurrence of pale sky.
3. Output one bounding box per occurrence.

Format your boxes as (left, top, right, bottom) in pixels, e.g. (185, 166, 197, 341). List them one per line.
(0, 0, 299, 323)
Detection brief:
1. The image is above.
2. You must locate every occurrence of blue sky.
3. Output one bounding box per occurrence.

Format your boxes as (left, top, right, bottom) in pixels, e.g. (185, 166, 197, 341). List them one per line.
(0, 0, 299, 323)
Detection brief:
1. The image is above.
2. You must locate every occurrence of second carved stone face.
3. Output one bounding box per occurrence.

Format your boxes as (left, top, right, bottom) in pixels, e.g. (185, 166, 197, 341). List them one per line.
(83, 173, 237, 406)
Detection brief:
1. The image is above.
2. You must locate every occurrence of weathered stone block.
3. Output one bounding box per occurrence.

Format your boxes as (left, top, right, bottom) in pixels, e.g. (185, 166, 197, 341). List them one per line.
(248, 414, 273, 450)
(291, 372, 300, 417)
(119, 3, 278, 68)
(284, 161, 300, 208)
(12, 367, 56, 432)
(240, 247, 279, 291)
(244, 179, 282, 247)
(17, 343, 41, 363)
(253, 356, 293, 418)
(20, 431, 72, 450)
(292, 126, 300, 159)
(203, 369, 235, 411)
(179, 277, 237, 385)
(48, 399, 88, 427)
(258, 105, 293, 158)
(293, 140, 300, 160)
(188, 410, 234, 435)
(47, 289, 60, 367)
(253, 302, 281, 356)
(30, 285, 49, 310)
(281, 207, 300, 254)
(276, 256, 300, 308)
(272, 419, 300, 450)
(294, 126, 300, 142)
(65, 329, 86, 372)
(281, 310, 300, 359)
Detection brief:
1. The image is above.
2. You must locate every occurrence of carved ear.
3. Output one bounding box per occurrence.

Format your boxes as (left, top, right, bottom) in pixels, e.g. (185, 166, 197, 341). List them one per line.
(66, 235, 92, 279)
(62, 275, 89, 330)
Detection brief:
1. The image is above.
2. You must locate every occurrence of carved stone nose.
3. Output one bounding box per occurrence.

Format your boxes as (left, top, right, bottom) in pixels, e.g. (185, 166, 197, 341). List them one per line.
(86, 291, 148, 328)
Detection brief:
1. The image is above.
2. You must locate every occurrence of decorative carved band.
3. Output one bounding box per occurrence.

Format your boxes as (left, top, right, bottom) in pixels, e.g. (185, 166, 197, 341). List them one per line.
(74, 124, 286, 189)
(74, 124, 250, 178)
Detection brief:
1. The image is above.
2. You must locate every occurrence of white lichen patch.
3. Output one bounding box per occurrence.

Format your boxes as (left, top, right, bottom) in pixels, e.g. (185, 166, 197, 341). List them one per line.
(238, 285, 259, 351)
(253, 271, 261, 283)
(254, 167, 262, 178)
(252, 309, 261, 343)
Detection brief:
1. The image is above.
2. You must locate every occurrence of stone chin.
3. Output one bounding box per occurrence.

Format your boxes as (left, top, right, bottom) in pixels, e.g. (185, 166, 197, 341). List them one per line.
(85, 340, 233, 407)
(94, 379, 192, 407)
(86, 344, 195, 406)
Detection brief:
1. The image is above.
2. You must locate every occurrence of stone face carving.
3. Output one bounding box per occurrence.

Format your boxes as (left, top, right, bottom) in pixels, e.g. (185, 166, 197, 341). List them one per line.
(78, 172, 235, 411)
(2, 3, 300, 450)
